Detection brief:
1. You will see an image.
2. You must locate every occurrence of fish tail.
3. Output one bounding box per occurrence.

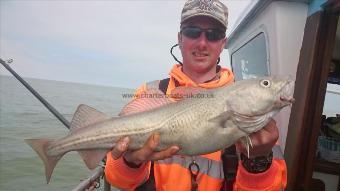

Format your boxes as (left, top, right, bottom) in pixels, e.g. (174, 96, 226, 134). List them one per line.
(25, 139, 62, 183)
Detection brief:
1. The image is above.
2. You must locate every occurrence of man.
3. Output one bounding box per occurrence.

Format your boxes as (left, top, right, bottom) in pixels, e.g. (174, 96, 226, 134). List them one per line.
(105, 0, 287, 190)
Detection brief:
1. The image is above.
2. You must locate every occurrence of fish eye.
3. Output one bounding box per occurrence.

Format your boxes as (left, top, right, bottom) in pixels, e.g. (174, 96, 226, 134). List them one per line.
(260, 79, 271, 88)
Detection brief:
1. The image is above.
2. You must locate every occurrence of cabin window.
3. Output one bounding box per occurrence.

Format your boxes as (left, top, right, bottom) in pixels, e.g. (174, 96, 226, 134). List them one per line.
(230, 33, 269, 81)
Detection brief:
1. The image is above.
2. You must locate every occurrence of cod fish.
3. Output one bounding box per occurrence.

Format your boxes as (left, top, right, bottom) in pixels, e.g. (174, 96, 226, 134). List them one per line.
(26, 77, 295, 183)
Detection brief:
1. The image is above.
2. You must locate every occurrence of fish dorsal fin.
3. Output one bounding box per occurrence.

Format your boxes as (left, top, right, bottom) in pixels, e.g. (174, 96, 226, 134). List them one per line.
(170, 86, 207, 100)
(119, 89, 173, 116)
(70, 104, 109, 130)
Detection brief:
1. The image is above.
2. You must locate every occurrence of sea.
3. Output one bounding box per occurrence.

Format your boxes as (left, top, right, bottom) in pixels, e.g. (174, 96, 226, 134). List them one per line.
(0, 75, 134, 191)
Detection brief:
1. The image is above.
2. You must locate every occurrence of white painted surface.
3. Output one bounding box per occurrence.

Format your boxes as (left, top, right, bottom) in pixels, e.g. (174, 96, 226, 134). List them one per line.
(324, 83, 340, 117)
(313, 172, 339, 191)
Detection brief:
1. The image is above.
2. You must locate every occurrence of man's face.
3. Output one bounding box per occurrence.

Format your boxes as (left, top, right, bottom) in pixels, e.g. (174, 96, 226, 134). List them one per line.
(178, 16, 227, 74)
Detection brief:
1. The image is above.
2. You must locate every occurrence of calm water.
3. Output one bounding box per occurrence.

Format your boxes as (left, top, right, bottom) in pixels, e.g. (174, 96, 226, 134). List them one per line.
(0, 75, 133, 190)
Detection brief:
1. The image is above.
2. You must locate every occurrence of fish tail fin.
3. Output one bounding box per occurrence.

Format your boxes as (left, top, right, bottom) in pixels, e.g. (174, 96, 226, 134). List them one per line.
(25, 139, 61, 183)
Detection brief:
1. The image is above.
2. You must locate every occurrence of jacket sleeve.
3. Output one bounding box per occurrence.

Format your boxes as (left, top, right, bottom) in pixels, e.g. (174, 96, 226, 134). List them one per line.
(104, 153, 151, 191)
(234, 145, 287, 191)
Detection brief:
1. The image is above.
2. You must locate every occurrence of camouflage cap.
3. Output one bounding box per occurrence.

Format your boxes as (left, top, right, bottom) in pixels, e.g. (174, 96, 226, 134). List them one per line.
(181, 0, 228, 29)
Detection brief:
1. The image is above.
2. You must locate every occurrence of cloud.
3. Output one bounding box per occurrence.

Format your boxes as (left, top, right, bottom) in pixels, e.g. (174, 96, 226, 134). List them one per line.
(0, 0, 251, 88)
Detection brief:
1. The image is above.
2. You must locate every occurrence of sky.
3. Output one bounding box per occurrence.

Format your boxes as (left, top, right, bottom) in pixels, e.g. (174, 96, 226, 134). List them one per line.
(0, 0, 253, 88)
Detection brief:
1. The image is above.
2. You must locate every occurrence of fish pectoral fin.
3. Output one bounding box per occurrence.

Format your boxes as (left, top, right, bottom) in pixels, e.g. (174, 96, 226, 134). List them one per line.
(119, 88, 173, 116)
(208, 111, 232, 127)
(70, 104, 110, 131)
(25, 139, 61, 183)
(78, 149, 109, 169)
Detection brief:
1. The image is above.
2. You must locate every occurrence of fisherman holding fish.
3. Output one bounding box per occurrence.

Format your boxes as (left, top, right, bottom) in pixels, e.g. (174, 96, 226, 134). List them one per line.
(26, 0, 293, 189)
(105, 0, 288, 190)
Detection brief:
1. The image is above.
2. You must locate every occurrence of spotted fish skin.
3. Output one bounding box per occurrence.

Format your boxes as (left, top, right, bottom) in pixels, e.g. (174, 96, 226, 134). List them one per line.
(25, 76, 295, 183)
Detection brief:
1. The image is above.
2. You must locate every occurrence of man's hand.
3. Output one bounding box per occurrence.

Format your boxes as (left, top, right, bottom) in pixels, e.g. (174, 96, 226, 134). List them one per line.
(236, 119, 278, 158)
(110, 133, 180, 167)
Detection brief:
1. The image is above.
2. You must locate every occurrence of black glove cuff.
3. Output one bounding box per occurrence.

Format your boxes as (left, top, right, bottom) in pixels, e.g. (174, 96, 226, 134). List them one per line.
(240, 151, 273, 173)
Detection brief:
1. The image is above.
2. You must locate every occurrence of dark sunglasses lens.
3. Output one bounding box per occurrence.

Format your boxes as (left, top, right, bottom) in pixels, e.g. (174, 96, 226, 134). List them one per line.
(206, 29, 225, 41)
(182, 27, 225, 41)
(182, 27, 202, 39)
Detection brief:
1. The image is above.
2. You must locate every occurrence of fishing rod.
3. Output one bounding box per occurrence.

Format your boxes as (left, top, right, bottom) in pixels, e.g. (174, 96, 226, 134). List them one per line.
(0, 58, 70, 128)
(0, 58, 110, 191)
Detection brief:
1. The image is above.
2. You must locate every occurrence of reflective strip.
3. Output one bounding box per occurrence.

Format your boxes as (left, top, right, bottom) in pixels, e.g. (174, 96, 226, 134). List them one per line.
(146, 80, 160, 90)
(272, 145, 284, 159)
(156, 155, 224, 180)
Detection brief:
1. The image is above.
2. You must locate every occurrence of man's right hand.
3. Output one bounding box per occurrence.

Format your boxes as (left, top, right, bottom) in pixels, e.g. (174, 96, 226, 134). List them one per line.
(110, 133, 180, 168)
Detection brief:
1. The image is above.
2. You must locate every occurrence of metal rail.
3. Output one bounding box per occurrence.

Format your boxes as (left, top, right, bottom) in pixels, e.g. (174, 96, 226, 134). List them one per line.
(0, 58, 111, 191)
(71, 167, 104, 191)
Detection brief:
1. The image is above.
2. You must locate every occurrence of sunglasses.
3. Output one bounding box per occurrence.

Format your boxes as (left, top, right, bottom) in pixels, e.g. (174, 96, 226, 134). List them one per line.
(180, 26, 226, 41)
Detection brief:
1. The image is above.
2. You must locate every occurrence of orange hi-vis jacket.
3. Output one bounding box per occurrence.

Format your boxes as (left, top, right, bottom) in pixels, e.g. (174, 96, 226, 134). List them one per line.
(105, 64, 287, 191)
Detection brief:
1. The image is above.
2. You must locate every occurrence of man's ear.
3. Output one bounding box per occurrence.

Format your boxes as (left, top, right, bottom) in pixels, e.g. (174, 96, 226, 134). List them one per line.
(221, 37, 228, 52)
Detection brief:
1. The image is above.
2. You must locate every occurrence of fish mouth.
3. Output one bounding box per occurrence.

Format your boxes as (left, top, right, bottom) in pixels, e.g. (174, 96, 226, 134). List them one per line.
(280, 96, 295, 103)
(278, 79, 295, 106)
